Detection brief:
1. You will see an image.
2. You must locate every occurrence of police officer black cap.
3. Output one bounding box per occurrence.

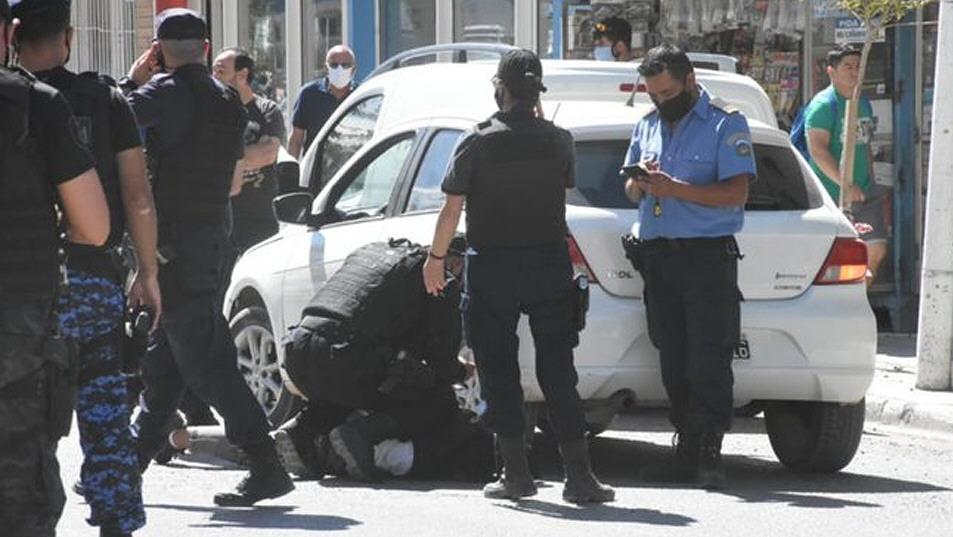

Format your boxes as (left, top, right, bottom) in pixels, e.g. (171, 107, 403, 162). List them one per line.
(9, 0, 70, 17)
(495, 48, 547, 94)
(155, 8, 207, 40)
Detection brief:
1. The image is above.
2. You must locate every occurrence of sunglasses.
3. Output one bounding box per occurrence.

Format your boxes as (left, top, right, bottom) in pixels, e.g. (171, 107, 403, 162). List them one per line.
(328, 62, 353, 69)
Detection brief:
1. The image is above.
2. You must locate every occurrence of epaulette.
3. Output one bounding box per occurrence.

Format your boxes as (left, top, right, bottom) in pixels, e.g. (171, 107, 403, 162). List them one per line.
(475, 118, 493, 131)
(709, 96, 740, 115)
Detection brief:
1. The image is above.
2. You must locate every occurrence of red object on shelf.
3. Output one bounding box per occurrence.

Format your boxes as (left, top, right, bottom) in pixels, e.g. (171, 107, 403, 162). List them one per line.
(155, 0, 189, 14)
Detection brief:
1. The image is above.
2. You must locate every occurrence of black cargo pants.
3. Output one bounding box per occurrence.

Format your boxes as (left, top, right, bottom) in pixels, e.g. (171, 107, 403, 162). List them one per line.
(639, 236, 742, 434)
(463, 243, 586, 443)
(132, 227, 272, 464)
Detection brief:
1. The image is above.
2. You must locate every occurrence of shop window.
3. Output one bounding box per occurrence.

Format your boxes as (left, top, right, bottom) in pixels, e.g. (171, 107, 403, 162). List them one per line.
(302, 0, 343, 84)
(453, 0, 514, 44)
(237, 0, 287, 112)
(381, 0, 436, 63)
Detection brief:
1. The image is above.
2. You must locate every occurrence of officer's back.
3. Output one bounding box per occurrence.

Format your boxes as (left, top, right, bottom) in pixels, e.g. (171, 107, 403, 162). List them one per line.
(458, 112, 573, 250)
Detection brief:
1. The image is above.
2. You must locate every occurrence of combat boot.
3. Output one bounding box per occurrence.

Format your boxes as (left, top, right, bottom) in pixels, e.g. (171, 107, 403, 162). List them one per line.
(698, 431, 726, 490)
(640, 430, 701, 485)
(213, 439, 295, 506)
(328, 412, 400, 481)
(558, 439, 615, 503)
(483, 435, 537, 500)
(100, 526, 131, 537)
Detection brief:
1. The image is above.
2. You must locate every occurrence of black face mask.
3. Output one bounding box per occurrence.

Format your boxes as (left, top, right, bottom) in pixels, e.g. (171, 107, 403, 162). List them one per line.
(653, 89, 695, 123)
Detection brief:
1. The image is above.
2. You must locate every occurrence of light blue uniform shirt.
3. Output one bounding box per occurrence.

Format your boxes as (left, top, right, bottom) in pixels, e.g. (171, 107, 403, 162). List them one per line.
(624, 87, 756, 240)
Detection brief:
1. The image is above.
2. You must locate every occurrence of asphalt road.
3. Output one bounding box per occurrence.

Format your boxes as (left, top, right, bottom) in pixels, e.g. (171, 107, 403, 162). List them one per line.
(56, 412, 953, 537)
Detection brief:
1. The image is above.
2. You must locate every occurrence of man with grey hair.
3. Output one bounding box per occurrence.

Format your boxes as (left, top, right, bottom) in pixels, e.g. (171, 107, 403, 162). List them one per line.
(119, 8, 294, 507)
(288, 44, 357, 162)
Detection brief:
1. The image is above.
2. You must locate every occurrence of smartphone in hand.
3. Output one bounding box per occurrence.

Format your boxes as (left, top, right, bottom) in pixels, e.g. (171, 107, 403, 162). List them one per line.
(619, 162, 650, 180)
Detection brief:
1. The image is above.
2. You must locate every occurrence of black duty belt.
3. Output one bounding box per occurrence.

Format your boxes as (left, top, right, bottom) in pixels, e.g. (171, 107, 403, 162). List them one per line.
(640, 236, 733, 254)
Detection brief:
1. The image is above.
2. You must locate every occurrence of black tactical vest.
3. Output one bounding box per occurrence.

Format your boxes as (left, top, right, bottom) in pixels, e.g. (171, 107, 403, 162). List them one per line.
(148, 70, 245, 242)
(54, 71, 124, 246)
(0, 68, 62, 300)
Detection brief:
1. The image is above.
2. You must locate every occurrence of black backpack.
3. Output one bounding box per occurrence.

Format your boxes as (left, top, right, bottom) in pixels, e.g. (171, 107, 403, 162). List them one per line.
(303, 238, 429, 343)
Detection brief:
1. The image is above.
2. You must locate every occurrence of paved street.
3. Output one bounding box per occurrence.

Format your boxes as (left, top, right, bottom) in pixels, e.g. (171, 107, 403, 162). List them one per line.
(56, 411, 953, 537)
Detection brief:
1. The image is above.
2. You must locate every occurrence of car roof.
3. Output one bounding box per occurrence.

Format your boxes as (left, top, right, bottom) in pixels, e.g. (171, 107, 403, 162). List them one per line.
(357, 59, 778, 132)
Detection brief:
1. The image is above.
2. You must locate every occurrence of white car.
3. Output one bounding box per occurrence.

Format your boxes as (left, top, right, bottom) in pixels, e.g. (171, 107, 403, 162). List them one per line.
(225, 58, 876, 472)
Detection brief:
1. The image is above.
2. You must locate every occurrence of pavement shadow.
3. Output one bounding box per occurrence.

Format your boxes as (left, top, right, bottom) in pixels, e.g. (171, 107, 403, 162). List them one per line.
(498, 498, 695, 526)
(146, 504, 361, 531)
(317, 476, 482, 493)
(533, 431, 952, 511)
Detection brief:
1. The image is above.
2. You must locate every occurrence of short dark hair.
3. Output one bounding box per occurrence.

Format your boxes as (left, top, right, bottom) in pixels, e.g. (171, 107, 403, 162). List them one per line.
(222, 47, 255, 82)
(637, 44, 693, 82)
(827, 44, 861, 68)
(592, 16, 632, 48)
(12, 5, 71, 44)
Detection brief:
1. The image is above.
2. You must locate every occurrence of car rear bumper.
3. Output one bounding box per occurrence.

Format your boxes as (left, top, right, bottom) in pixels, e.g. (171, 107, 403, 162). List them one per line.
(516, 282, 876, 406)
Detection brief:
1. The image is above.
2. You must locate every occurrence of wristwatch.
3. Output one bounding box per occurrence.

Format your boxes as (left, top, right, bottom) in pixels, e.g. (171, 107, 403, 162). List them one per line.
(118, 76, 138, 94)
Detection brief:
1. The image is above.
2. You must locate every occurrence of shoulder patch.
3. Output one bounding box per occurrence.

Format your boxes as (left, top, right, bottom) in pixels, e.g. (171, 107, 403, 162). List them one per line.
(709, 96, 740, 115)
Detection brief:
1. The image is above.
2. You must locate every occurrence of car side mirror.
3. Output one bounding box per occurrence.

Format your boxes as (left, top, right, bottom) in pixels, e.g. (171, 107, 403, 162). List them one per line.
(273, 192, 313, 225)
(275, 148, 302, 195)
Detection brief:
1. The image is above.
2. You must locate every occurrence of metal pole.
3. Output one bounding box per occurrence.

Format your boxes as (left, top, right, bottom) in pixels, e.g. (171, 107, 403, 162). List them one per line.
(916, 0, 953, 390)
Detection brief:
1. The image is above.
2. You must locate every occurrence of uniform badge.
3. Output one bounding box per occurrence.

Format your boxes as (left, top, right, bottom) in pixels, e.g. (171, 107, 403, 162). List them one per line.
(653, 200, 662, 218)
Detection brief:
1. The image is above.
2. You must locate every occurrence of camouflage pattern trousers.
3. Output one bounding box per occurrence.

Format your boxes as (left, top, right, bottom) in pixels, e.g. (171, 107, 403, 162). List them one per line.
(59, 271, 146, 534)
(0, 366, 64, 537)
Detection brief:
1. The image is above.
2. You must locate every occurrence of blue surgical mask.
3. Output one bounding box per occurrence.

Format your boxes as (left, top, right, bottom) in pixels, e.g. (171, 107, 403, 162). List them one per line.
(593, 45, 615, 62)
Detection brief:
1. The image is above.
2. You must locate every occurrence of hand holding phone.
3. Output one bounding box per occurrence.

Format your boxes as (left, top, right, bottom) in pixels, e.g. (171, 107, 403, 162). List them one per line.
(619, 162, 650, 180)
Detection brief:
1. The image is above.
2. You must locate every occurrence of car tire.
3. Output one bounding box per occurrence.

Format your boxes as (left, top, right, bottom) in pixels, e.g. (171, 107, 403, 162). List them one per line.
(230, 306, 299, 428)
(764, 399, 866, 473)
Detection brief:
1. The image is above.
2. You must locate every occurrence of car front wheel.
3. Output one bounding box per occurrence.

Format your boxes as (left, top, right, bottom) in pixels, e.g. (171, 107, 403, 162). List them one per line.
(764, 399, 866, 472)
(230, 306, 298, 427)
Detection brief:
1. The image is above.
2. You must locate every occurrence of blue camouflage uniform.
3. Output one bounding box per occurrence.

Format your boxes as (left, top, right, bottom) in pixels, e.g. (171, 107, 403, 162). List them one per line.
(624, 86, 756, 435)
(58, 272, 145, 534)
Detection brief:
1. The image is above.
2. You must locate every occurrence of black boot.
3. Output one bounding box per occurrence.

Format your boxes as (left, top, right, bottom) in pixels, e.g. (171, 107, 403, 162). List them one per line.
(483, 435, 537, 500)
(100, 526, 131, 537)
(558, 439, 615, 504)
(213, 439, 295, 506)
(273, 415, 321, 478)
(640, 430, 701, 485)
(698, 432, 726, 490)
(314, 435, 347, 477)
(328, 413, 400, 482)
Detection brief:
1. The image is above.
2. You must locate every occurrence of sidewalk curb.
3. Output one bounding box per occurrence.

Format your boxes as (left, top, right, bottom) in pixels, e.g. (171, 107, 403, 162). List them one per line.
(865, 393, 953, 436)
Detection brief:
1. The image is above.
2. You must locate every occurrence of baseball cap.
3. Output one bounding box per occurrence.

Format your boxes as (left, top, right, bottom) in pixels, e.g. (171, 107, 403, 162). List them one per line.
(495, 48, 547, 93)
(155, 8, 206, 40)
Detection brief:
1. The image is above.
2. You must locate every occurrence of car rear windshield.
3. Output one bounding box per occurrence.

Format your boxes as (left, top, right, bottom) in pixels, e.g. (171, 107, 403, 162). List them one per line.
(571, 140, 824, 211)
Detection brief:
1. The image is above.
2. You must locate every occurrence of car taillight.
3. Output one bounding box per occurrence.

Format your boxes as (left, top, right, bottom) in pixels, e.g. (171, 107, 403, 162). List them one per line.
(566, 235, 598, 284)
(814, 237, 868, 285)
(619, 83, 648, 93)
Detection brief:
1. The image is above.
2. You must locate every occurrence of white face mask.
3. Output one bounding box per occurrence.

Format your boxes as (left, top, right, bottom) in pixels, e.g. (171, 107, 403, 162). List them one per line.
(593, 45, 615, 62)
(328, 66, 353, 89)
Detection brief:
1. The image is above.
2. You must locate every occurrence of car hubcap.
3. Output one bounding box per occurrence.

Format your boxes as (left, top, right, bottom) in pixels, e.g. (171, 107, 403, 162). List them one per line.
(235, 324, 282, 416)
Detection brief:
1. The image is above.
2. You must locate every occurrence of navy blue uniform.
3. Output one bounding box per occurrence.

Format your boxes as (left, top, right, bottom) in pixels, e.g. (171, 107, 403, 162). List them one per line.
(624, 87, 755, 434)
(442, 110, 585, 443)
(124, 65, 276, 465)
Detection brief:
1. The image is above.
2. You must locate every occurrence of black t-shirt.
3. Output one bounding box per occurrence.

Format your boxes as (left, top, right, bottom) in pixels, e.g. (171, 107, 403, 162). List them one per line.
(231, 95, 286, 251)
(0, 71, 95, 297)
(442, 111, 574, 249)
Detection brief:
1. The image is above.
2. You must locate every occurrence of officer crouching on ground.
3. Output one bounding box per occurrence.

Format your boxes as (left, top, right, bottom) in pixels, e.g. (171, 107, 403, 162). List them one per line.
(0, 1, 111, 534)
(423, 48, 613, 504)
(13, 1, 160, 534)
(621, 44, 755, 489)
(119, 8, 294, 506)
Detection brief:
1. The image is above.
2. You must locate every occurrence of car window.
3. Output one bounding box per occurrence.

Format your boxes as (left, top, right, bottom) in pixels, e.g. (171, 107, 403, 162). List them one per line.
(405, 129, 464, 213)
(570, 140, 823, 211)
(311, 95, 384, 193)
(335, 136, 416, 218)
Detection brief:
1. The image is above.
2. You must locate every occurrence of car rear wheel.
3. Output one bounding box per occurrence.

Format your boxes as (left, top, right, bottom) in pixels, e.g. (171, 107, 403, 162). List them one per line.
(230, 306, 298, 427)
(764, 399, 866, 472)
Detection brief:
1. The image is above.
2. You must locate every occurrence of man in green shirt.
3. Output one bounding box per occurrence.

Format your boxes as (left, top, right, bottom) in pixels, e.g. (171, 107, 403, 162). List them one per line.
(806, 44, 889, 286)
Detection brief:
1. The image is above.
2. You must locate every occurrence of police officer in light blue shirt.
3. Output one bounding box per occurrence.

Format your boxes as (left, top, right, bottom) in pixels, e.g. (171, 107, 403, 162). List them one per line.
(622, 44, 755, 490)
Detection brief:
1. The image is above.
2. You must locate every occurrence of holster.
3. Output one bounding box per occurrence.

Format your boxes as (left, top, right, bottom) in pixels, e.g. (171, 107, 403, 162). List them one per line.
(621, 233, 643, 272)
(573, 273, 590, 332)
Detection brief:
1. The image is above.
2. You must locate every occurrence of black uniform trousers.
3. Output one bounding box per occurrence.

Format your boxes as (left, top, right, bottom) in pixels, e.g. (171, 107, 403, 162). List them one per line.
(463, 243, 586, 443)
(639, 236, 741, 434)
(132, 228, 272, 463)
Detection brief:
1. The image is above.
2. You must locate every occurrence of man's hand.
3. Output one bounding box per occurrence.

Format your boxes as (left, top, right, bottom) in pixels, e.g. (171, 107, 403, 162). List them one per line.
(640, 162, 686, 199)
(423, 257, 446, 296)
(128, 271, 162, 332)
(128, 43, 161, 87)
(846, 184, 866, 205)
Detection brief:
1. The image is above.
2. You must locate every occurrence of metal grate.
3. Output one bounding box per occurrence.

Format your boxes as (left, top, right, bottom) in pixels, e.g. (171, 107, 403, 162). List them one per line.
(68, 0, 138, 79)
